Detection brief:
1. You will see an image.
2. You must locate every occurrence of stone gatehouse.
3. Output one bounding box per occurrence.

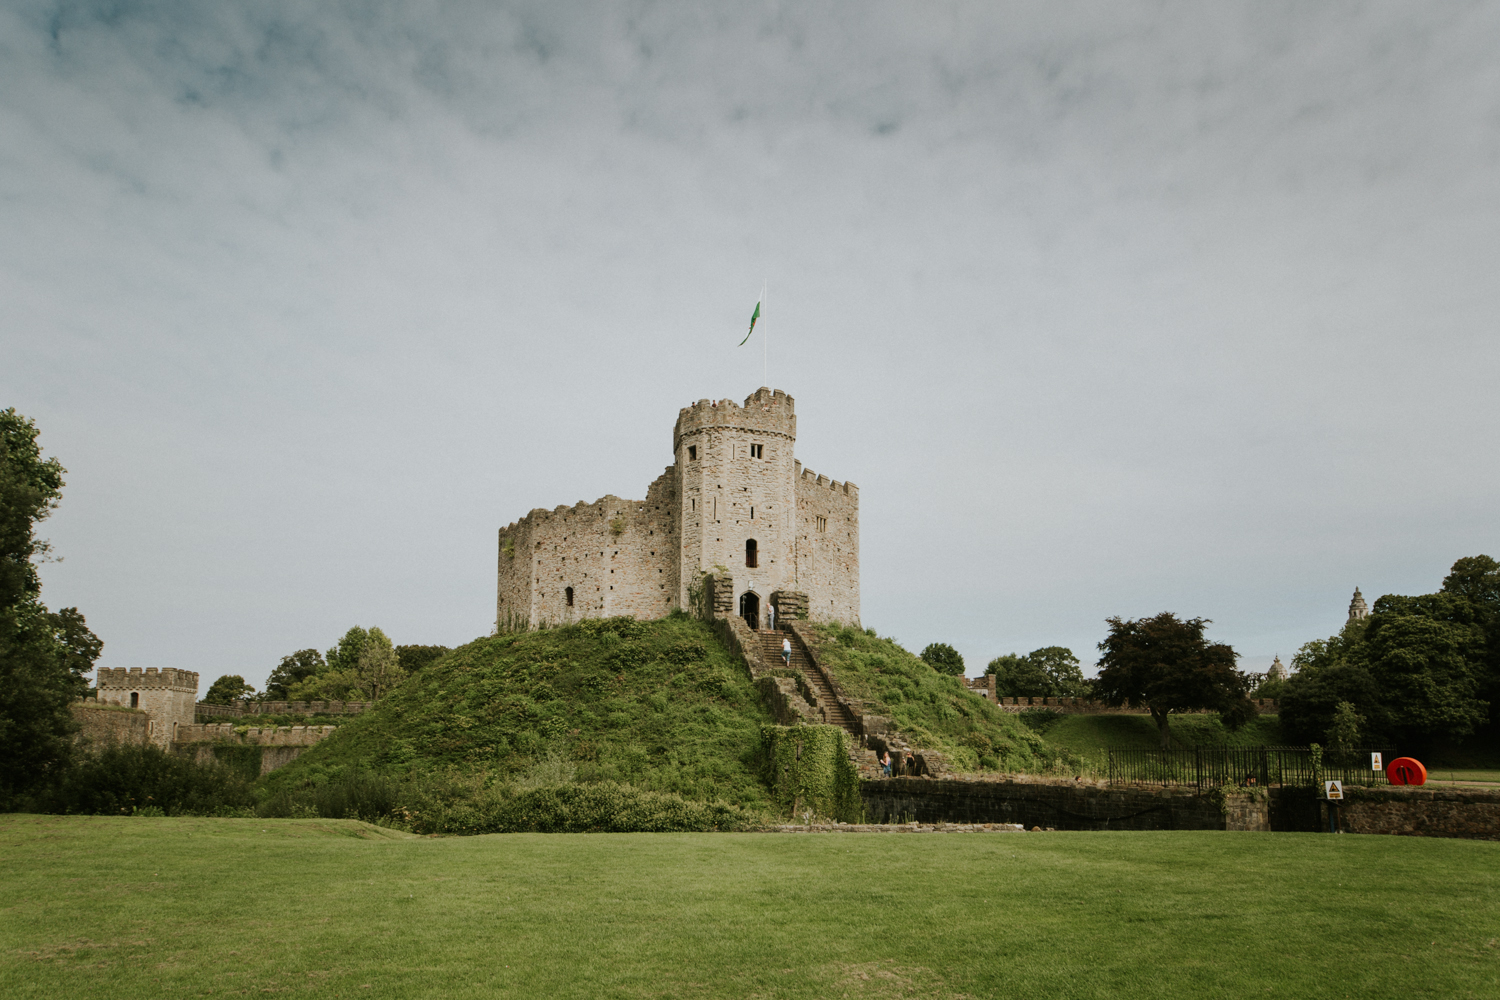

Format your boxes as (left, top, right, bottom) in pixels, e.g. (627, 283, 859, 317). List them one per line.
(497, 387, 859, 629)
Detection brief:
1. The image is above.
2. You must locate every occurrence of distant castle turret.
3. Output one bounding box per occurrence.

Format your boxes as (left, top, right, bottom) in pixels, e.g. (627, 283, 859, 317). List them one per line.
(1347, 587, 1369, 624)
(1266, 655, 1288, 682)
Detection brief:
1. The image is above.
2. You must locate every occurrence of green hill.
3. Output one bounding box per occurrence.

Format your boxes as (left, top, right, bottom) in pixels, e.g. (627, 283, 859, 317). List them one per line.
(264, 614, 777, 811)
(1024, 711, 1285, 758)
(799, 624, 1060, 772)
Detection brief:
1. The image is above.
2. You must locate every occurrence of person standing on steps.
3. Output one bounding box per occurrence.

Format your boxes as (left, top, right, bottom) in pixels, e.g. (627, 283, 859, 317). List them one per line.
(880, 751, 892, 777)
(782, 636, 792, 666)
(766, 603, 776, 632)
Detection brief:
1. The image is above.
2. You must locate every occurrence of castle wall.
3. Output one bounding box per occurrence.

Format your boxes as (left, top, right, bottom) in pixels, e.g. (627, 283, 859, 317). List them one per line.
(497, 387, 859, 629)
(94, 667, 199, 749)
(70, 701, 152, 747)
(673, 389, 798, 618)
(497, 473, 678, 628)
(795, 465, 860, 624)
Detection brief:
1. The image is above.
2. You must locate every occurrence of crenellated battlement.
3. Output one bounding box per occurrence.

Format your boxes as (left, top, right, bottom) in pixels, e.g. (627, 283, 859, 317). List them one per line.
(673, 387, 796, 448)
(96, 666, 199, 692)
(795, 462, 858, 496)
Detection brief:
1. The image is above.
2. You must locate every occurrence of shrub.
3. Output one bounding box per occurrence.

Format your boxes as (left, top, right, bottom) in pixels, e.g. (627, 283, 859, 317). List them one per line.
(27, 743, 253, 816)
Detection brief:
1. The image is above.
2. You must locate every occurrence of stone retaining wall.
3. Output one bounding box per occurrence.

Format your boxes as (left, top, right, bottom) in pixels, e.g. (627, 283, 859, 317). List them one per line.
(860, 776, 1250, 830)
(70, 702, 152, 747)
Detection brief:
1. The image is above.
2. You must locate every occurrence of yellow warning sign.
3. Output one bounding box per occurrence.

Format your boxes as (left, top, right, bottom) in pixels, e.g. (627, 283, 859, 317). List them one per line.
(1325, 780, 1344, 800)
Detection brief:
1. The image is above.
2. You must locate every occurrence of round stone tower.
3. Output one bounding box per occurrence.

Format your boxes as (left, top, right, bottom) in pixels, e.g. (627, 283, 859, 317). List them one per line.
(1347, 587, 1370, 624)
(672, 388, 797, 627)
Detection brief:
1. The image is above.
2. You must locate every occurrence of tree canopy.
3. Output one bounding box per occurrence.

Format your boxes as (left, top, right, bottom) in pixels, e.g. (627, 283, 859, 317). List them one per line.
(986, 647, 1089, 699)
(919, 642, 965, 676)
(0, 410, 102, 802)
(1280, 560, 1494, 752)
(283, 626, 407, 702)
(203, 674, 256, 705)
(1093, 613, 1253, 749)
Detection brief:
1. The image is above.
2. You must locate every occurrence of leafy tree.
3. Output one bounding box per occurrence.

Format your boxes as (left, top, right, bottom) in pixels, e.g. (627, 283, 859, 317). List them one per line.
(1328, 700, 1364, 752)
(1280, 584, 1490, 751)
(0, 408, 63, 608)
(265, 648, 325, 699)
(0, 410, 100, 801)
(287, 626, 405, 702)
(1441, 554, 1500, 730)
(986, 647, 1090, 698)
(202, 674, 255, 705)
(1094, 613, 1254, 749)
(919, 642, 965, 676)
(356, 627, 405, 700)
(986, 652, 1049, 697)
(326, 626, 371, 674)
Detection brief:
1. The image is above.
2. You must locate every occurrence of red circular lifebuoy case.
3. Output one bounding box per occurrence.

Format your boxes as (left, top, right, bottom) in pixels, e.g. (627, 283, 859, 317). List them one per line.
(1386, 757, 1427, 786)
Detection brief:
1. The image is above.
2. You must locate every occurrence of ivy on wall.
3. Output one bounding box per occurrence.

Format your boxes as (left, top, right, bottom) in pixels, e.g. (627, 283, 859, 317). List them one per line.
(210, 744, 264, 783)
(761, 724, 862, 823)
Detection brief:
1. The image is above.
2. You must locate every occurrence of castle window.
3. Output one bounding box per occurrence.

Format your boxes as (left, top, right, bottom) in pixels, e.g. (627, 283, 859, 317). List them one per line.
(750, 444, 763, 459)
(688, 445, 697, 460)
(750, 507, 754, 519)
(130, 692, 139, 708)
(816, 516, 827, 532)
(565, 587, 574, 607)
(745, 539, 758, 568)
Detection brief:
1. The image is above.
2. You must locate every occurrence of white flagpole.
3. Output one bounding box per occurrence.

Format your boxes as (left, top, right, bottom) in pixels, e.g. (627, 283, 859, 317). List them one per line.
(763, 279, 768, 388)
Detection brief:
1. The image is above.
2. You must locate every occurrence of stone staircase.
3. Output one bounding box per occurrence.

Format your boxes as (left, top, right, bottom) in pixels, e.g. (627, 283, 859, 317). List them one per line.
(757, 629, 857, 735)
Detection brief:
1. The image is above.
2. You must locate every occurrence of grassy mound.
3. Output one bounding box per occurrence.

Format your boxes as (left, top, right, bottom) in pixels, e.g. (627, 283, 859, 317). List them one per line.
(262, 614, 777, 812)
(802, 624, 1059, 772)
(1028, 712, 1285, 757)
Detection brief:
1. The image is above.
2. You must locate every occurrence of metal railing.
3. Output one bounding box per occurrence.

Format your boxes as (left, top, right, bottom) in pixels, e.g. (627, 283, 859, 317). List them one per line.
(1107, 746, 1394, 791)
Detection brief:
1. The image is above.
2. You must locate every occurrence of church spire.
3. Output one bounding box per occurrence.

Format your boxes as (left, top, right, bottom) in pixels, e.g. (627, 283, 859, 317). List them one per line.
(1347, 587, 1369, 624)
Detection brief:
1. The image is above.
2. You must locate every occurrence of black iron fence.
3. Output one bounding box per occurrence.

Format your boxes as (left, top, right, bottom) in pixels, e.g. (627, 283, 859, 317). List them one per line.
(1107, 746, 1395, 791)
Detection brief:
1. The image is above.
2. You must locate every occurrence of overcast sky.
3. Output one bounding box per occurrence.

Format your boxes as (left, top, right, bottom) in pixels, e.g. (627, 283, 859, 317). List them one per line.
(4, 1, 1498, 691)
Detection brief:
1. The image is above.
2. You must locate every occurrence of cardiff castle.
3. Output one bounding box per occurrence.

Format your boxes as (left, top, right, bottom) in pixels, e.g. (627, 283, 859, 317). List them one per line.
(497, 387, 859, 630)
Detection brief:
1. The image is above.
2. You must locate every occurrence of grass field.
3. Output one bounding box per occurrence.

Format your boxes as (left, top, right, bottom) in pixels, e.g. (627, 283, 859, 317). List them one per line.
(1428, 770, 1500, 785)
(2, 816, 1496, 999)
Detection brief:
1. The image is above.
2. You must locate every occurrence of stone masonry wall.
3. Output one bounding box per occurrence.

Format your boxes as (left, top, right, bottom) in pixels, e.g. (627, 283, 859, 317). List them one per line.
(674, 389, 799, 619)
(794, 465, 860, 625)
(71, 702, 152, 747)
(95, 667, 199, 749)
(497, 471, 678, 628)
(860, 776, 1253, 831)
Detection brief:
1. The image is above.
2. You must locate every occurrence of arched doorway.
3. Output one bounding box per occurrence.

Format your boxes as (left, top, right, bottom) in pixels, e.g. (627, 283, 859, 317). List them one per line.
(739, 591, 760, 631)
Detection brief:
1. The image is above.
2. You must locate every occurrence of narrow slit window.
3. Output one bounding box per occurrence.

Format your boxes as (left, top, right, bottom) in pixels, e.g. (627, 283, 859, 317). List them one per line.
(745, 539, 758, 568)
(750, 506, 754, 519)
(565, 586, 575, 607)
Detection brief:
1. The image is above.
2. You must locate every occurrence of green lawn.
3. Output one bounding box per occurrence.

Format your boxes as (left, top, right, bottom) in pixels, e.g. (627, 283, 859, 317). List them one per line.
(1428, 770, 1500, 785)
(2, 816, 1496, 999)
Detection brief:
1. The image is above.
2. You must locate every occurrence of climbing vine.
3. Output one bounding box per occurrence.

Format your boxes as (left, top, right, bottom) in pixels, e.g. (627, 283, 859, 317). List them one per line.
(761, 724, 862, 823)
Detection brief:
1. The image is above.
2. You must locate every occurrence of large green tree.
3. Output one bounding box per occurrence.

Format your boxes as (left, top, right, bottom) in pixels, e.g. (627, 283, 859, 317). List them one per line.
(0, 410, 102, 801)
(986, 647, 1090, 699)
(919, 643, 965, 676)
(1094, 613, 1253, 749)
(1280, 567, 1493, 752)
(265, 648, 325, 699)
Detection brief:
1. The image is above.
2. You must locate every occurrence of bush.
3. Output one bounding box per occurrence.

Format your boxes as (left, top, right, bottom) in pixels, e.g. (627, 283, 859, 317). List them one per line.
(24, 743, 253, 816)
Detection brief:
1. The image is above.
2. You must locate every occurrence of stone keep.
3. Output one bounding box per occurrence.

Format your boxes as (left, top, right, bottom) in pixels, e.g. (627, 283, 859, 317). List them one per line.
(93, 667, 199, 749)
(497, 388, 859, 629)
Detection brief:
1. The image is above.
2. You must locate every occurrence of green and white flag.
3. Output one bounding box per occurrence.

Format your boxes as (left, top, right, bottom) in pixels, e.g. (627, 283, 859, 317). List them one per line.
(738, 299, 762, 346)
